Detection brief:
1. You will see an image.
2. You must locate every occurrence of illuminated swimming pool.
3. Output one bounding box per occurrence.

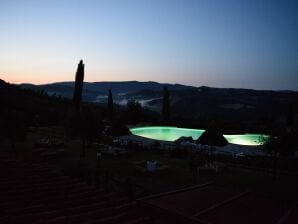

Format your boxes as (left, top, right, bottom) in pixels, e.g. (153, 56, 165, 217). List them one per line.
(130, 126, 269, 146)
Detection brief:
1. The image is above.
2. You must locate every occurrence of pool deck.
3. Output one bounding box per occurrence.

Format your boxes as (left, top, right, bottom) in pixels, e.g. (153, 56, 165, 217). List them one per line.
(119, 135, 265, 157)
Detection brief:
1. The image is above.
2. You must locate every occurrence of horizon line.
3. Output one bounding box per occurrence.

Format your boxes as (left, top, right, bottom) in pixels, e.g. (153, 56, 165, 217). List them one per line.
(3, 79, 297, 92)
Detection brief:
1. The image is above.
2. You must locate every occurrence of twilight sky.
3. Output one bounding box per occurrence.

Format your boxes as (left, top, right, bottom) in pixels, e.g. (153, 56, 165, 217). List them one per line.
(0, 0, 297, 90)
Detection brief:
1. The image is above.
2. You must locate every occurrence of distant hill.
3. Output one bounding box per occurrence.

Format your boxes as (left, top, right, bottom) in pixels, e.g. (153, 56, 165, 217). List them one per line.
(19, 81, 298, 127)
(55, 81, 191, 93)
(20, 83, 103, 102)
(20, 81, 193, 103)
(170, 86, 298, 124)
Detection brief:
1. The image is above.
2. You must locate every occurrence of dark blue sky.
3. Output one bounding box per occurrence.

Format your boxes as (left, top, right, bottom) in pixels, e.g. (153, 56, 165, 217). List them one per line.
(0, 0, 297, 90)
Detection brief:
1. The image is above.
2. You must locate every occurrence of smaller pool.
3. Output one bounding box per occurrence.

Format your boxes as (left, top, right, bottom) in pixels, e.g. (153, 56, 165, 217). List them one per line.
(223, 134, 268, 146)
(130, 126, 269, 146)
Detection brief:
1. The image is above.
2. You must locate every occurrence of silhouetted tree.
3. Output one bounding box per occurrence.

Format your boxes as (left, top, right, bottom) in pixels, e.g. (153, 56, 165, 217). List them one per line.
(263, 127, 296, 180)
(162, 86, 171, 123)
(287, 103, 294, 127)
(0, 110, 27, 152)
(66, 106, 103, 157)
(0, 79, 72, 128)
(107, 89, 113, 123)
(106, 123, 131, 136)
(197, 122, 228, 146)
(126, 100, 143, 124)
(73, 60, 84, 109)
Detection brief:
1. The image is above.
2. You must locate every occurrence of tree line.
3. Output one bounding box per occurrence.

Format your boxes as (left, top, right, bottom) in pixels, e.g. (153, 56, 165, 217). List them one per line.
(0, 60, 173, 154)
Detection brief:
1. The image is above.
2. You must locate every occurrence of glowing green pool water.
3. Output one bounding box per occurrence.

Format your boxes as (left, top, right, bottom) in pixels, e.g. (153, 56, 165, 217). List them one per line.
(130, 126, 269, 146)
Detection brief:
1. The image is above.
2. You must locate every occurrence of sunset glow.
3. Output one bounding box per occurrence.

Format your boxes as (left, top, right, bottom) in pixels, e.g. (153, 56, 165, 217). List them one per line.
(0, 0, 297, 90)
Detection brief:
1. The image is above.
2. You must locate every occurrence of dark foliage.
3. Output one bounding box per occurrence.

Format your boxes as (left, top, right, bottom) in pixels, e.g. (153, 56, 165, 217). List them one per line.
(162, 86, 171, 123)
(197, 123, 228, 146)
(108, 89, 113, 123)
(65, 106, 103, 156)
(287, 103, 294, 127)
(263, 126, 297, 179)
(0, 109, 27, 149)
(125, 100, 144, 124)
(0, 79, 71, 127)
(106, 123, 131, 137)
(174, 136, 194, 144)
(197, 130, 228, 146)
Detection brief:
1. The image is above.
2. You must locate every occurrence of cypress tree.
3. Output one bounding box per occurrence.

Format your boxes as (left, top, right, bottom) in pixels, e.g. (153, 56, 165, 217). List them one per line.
(108, 89, 113, 123)
(162, 86, 171, 123)
(73, 60, 84, 109)
(287, 102, 294, 127)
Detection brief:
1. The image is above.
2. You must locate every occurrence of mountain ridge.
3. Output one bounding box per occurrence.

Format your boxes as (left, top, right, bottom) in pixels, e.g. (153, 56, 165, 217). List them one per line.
(20, 81, 298, 93)
(9, 79, 298, 126)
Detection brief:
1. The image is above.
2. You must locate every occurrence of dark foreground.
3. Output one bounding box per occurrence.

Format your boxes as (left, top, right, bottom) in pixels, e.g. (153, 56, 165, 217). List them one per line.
(1, 155, 297, 224)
